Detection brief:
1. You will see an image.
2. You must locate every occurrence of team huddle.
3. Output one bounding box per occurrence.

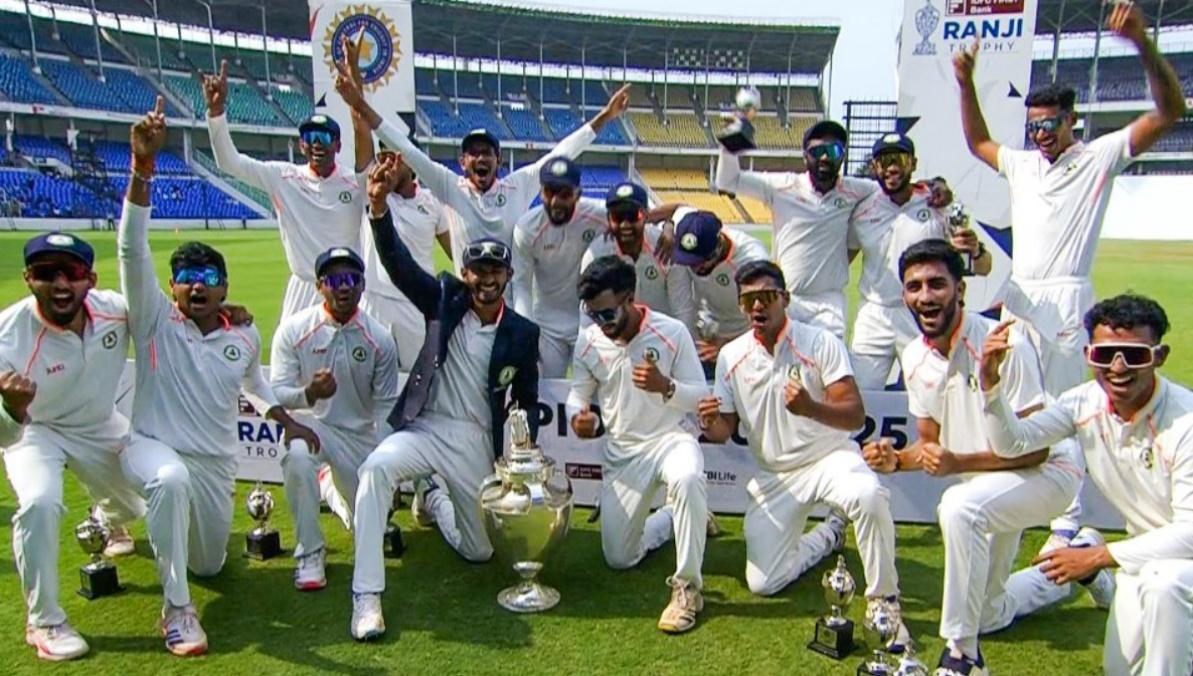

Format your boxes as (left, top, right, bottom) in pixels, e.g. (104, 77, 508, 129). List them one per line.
(0, 4, 1189, 674)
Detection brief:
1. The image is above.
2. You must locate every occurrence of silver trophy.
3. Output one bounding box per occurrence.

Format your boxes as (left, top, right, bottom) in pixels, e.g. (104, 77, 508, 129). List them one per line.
(480, 406, 573, 612)
(715, 86, 760, 153)
(858, 599, 899, 675)
(894, 641, 930, 676)
(913, 0, 940, 56)
(245, 482, 282, 559)
(76, 515, 121, 599)
(947, 201, 977, 275)
(696, 300, 720, 343)
(809, 554, 857, 659)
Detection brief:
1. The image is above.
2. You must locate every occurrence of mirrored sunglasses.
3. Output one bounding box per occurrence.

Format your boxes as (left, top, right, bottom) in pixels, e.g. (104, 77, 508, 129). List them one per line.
(320, 271, 363, 289)
(464, 241, 511, 265)
(302, 129, 335, 146)
(173, 265, 224, 287)
(738, 289, 786, 310)
(1025, 116, 1065, 135)
(584, 303, 624, 326)
(807, 142, 844, 162)
(874, 152, 912, 169)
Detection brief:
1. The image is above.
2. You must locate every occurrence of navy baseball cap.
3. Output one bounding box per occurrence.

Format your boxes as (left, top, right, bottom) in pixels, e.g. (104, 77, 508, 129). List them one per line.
(461, 128, 501, 155)
(299, 113, 341, 139)
(605, 181, 649, 210)
(872, 131, 916, 158)
(539, 157, 581, 189)
(672, 209, 724, 267)
(803, 119, 848, 149)
(463, 237, 512, 269)
(24, 231, 95, 267)
(315, 246, 365, 277)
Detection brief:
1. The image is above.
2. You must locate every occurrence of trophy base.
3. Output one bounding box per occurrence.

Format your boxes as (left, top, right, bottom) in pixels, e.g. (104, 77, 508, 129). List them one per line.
(808, 618, 854, 660)
(384, 526, 405, 559)
(717, 131, 757, 153)
(857, 656, 895, 675)
(245, 529, 282, 560)
(497, 579, 560, 613)
(78, 563, 122, 600)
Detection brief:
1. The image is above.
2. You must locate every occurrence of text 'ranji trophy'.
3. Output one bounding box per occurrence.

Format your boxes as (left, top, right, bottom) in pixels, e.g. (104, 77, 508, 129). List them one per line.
(809, 554, 856, 659)
(480, 406, 574, 613)
(715, 86, 760, 153)
(76, 514, 121, 599)
(245, 482, 283, 560)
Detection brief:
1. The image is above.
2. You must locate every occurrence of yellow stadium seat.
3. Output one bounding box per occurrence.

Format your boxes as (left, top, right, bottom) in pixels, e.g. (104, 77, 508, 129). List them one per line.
(655, 189, 742, 224)
(628, 111, 711, 148)
(639, 167, 708, 191)
(736, 193, 773, 225)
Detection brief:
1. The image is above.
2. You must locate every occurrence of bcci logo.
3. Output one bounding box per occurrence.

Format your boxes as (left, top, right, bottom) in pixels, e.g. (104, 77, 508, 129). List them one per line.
(324, 5, 402, 93)
(223, 345, 241, 361)
(352, 346, 367, 362)
(101, 330, 117, 349)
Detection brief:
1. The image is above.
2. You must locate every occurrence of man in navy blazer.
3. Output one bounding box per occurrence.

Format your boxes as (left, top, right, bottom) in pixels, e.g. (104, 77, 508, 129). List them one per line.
(349, 156, 540, 641)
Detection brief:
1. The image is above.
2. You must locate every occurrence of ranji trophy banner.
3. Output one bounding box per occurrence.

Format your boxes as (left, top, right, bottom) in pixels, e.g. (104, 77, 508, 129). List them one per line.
(309, 0, 415, 165)
(895, 0, 1040, 310)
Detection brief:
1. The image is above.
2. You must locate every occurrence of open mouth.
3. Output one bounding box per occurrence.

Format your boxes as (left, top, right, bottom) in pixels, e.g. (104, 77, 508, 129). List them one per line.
(188, 291, 209, 310)
(50, 290, 74, 311)
(916, 306, 942, 322)
(477, 281, 500, 295)
(749, 311, 769, 328)
(473, 164, 493, 179)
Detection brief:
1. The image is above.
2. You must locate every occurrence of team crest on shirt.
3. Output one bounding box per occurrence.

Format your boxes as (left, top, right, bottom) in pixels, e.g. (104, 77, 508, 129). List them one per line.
(833, 197, 847, 209)
(498, 365, 517, 386)
(496, 194, 507, 207)
(582, 229, 596, 243)
(644, 347, 660, 364)
(338, 190, 353, 204)
(352, 346, 367, 363)
(916, 208, 931, 222)
(417, 205, 428, 215)
(787, 363, 802, 384)
(101, 330, 118, 349)
(967, 374, 979, 392)
(224, 345, 241, 361)
(644, 266, 659, 280)
(716, 273, 731, 287)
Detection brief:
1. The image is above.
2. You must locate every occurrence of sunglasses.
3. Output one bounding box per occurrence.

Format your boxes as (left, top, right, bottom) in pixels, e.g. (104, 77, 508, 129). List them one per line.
(1087, 342, 1162, 369)
(584, 302, 625, 326)
(28, 261, 90, 282)
(301, 129, 336, 146)
(320, 271, 362, 289)
(464, 240, 511, 266)
(874, 152, 912, 169)
(807, 142, 844, 162)
(1025, 115, 1065, 135)
(738, 288, 787, 310)
(173, 265, 225, 287)
(609, 205, 642, 224)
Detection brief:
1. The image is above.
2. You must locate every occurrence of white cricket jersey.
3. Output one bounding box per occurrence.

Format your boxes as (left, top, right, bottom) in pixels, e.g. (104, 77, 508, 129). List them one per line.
(117, 201, 279, 457)
(713, 316, 856, 473)
(849, 186, 949, 306)
(375, 116, 597, 272)
(567, 307, 707, 463)
(580, 224, 696, 331)
(208, 114, 366, 282)
(270, 304, 399, 441)
(424, 307, 498, 429)
(984, 375, 1193, 575)
(715, 148, 878, 296)
(511, 197, 608, 341)
(360, 185, 452, 300)
(998, 126, 1133, 281)
(0, 291, 130, 449)
(689, 227, 769, 340)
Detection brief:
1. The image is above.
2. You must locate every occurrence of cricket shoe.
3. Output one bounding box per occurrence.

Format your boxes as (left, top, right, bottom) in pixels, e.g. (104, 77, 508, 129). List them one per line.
(294, 548, 327, 591)
(161, 604, 208, 656)
(657, 577, 703, 634)
(1071, 527, 1117, 609)
(351, 593, 385, 641)
(90, 505, 134, 557)
(867, 596, 912, 654)
(826, 507, 850, 553)
(25, 623, 88, 661)
(706, 512, 723, 538)
(1037, 528, 1076, 557)
(933, 647, 988, 676)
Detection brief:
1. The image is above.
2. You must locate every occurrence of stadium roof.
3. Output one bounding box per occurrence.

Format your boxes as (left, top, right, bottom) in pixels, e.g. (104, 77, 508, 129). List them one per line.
(1037, 0, 1193, 35)
(52, 0, 840, 74)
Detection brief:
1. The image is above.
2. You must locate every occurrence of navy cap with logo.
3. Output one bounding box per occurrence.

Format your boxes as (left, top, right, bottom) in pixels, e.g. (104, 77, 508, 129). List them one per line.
(461, 128, 501, 156)
(24, 231, 95, 267)
(463, 237, 512, 269)
(299, 114, 341, 139)
(872, 131, 916, 158)
(539, 156, 581, 189)
(315, 246, 365, 277)
(672, 208, 724, 267)
(803, 119, 848, 149)
(605, 181, 649, 210)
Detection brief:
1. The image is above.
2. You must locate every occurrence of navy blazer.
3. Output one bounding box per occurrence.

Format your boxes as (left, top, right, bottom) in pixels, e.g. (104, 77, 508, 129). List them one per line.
(368, 208, 540, 458)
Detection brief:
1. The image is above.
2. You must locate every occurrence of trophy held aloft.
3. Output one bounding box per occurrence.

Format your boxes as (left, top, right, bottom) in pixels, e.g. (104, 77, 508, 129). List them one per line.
(715, 86, 760, 153)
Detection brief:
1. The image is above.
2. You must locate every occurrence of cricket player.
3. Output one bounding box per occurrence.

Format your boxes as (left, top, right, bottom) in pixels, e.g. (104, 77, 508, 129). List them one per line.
(117, 99, 320, 655)
(864, 239, 1111, 675)
(697, 259, 908, 647)
(271, 247, 399, 591)
(203, 59, 371, 319)
(568, 256, 708, 634)
(955, 2, 1184, 550)
(580, 182, 695, 333)
(981, 294, 1193, 676)
(847, 132, 990, 390)
(350, 155, 541, 640)
(511, 156, 608, 377)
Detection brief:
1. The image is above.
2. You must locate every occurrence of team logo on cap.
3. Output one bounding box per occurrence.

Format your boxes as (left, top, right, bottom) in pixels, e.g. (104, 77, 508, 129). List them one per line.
(582, 229, 597, 243)
(616, 184, 634, 199)
(311, 115, 328, 125)
(644, 266, 659, 280)
(716, 273, 731, 287)
(101, 330, 118, 349)
(550, 160, 568, 176)
(882, 133, 902, 144)
(498, 365, 517, 386)
(338, 191, 353, 204)
(223, 345, 241, 361)
(644, 347, 660, 363)
(331, 248, 351, 258)
(352, 346, 367, 363)
(46, 234, 75, 246)
(680, 233, 698, 251)
(324, 7, 402, 93)
(916, 209, 931, 222)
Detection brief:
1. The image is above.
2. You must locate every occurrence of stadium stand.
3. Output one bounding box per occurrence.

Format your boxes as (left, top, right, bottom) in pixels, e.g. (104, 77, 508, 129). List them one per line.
(542, 108, 628, 145)
(54, 20, 130, 65)
(0, 11, 31, 51)
(191, 149, 272, 211)
(1030, 53, 1193, 103)
(226, 81, 284, 126)
(165, 75, 206, 117)
(499, 104, 548, 142)
(13, 135, 72, 164)
(122, 32, 193, 71)
(103, 67, 183, 117)
(455, 103, 510, 139)
(414, 68, 439, 96)
(39, 58, 130, 113)
(580, 166, 628, 193)
(629, 111, 710, 147)
(272, 86, 314, 125)
(421, 99, 478, 138)
(752, 114, 819, 151)
(0, 53, 58, 105)
(736, 193, 772, 224)
(639, 167, 708, 191)
(0, 168, 106, 217)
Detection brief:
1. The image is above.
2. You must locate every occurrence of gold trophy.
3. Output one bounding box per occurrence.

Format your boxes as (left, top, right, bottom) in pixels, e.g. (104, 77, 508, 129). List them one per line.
(809, 555, 856, 659)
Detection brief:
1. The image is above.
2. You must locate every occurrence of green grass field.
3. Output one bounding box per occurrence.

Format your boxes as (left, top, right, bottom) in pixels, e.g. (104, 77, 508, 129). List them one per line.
(0, 230, 1188, 674)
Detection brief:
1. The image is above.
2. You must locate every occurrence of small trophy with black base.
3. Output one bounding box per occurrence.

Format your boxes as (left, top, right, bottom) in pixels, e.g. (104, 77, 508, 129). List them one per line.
(245, 482, 282, 560)
(809, 555, 856, 659)
(715, 86, 760, 153)
(76, 516, 121, 599)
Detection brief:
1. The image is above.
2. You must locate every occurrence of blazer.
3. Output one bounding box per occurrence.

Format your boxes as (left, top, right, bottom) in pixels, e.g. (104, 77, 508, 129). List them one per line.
(368, 208, 540, 457)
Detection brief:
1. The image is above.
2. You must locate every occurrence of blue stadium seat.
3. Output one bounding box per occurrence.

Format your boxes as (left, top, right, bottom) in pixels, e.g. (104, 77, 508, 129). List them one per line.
(272, 86, 313, 125)
(226, 81, 284, 126)
(500, 104, 547, 141)
(543, 107, 626, 145)
(0, 54, 58, 105)
(0, 11, 31, 50)
(40, 58, 130, 112)
(103, 68, 182, 117)
(14, 135, 72, 164)
(415, 68, 439, 96)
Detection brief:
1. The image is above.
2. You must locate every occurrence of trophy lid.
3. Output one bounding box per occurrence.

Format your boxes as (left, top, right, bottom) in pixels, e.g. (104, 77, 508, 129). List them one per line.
(504, 406, 546, 470)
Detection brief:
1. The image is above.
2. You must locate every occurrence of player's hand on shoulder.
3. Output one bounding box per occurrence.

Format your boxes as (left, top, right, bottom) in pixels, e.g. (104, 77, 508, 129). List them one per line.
(571, 407, 599, 439)
(862, 437, 897, 474)
(0, 370, 36, 422)
(220, 303, 254, 327)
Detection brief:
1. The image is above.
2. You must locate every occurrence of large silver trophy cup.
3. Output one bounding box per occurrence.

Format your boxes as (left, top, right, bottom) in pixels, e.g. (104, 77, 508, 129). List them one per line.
(480, 406, 573, 612)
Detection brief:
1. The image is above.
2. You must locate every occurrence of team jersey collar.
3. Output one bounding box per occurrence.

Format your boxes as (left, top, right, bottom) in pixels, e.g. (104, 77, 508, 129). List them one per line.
(1042, 140, 1084, 169)
(306, 161, 339, 181)
(753, 315, 792, 357)
(321, 302, 360, 328)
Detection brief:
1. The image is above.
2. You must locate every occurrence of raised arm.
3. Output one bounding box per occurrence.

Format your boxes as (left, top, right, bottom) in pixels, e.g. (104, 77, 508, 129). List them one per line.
(1108, 3, 1188, 156)
(366, 158, 441, 317)
(119, 96, 172, 340)
(714, 147, 783, 202)
(203, 60, 276, 188)
(952, 42, 1001, 172)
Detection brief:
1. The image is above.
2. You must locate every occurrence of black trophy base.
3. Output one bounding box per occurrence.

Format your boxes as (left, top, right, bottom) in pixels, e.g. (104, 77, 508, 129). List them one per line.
(78, 563, 122, 600)
(716, 118, 756, 153)
(808, 617, 854, 659)
(384, 525, 405, 559)
(245, 529, 282, 560)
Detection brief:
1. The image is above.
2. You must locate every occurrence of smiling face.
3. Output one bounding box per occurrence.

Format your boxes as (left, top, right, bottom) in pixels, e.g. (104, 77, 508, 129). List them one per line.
(803, 137, 845, 189)
(543, 183, 580, 225)
(737, 276, 789, 338)
(461, 260, 509, 306)
(318, 261, 364, 318)
(24, 253, 95, 327)
(300, 133, 340, 175)
(584, 288, 633, 340)
(902, 259, 964, 340)
(607, 203, 645, 248)
(1026, 105, 1077, 162)
(1087, 324, 1167, 414)
(460, 139, 500, 192)
(872, 151, 916, 196)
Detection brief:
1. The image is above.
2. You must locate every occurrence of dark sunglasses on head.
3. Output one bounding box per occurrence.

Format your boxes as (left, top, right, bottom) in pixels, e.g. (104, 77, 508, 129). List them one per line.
(320, 271, 363, 289)
(1087, 342, 1161, 369)
(807, 142, 844, 162)
(874, 152, 912, 169)
(738, 288, 787, 310)
(28, 260, 90, 283)
(301, 129, 336, 146)
(1025, 116, 1065, 135)
(173, 265, 224, 287)
(584, 302, 625, 326)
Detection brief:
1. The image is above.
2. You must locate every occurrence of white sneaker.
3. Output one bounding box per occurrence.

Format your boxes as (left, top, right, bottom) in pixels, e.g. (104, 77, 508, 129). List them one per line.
(294, 549, 327, 591)
(25, 623, 88, 661)
(1037, 528, 1076, 556)
(104, 525, 135, 558)
(351, 593, 385, 641)
(1071, 527, 1117, 609)
(866, 596, 912, 653)
(826, 508, 849, 553)
(161, 604, 208, 656)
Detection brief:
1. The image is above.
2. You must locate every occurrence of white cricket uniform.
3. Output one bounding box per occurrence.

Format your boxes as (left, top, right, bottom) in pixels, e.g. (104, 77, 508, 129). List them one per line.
(689, 227, 769, 343)
(352, 308, 504, 594)
(901, 311, 1084, 645)
(985, 375, 1193, 676)
(375, 116, 598, 272)
(359, 185, 453, 369)
(270, 304, 398, 558)
(0, 291, 145, 628)
(118, 200, 280, 599)
(714, 316, 899, 598)
(716, 148, 879, 338)
(848, 186, 949, 389)
(567, 308, 709, 587)
(511, 197, 608, 378)
(208, 114, 367, 319)
(580, 225, 696, 333)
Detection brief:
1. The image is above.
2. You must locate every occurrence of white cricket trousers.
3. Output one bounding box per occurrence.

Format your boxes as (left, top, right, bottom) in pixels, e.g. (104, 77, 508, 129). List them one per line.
(360, 291, 425, 370)
(937, 451, 1084, 643)
(850, 300, 921, 390)
(788, 289, 847, 341)
(601, 431, 707, 588)
(3, 425, 145, 627)
(352, 414, 494, 594)
(745, 449, 899, 598)
(1104, 560, 1193, 676)
(538, 331, 577, 380)
(282, 417, 377, 558)
(280, 274, 322, 322)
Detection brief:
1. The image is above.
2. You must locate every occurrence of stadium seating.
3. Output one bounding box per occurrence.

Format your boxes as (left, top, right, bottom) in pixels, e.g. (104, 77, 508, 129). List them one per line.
(86, 139, 190, 175)
(663, 86, 693, 109)
(0, 11, 31, 51)
(580, 166, 627, 193)
(1030, 53, 1193, 103)
(166, 75, 206, 117)
(449, 71, 485, 99)
(736, 193, 772, 224)
(639, 167, 708, 191)
(103, 67, 183, 117)
(751, 114, 820, 151)
(500, 104, 548, 141)
(0, 168, 108, 218)
(0, 53, 58, 105)
(226, 81, 284, 126)
(272, 86, 314, 125)
(542, 108, 628, 146)
(629, 111, 710, 148)
(422, 100, 483, 139)
(653, 189, 740, 223)
(13, 135, 72, 164)
(56, 21, 131, 65)
(456, 103, 509, 139)
(121, 32, 193, 71)
(107, 175, 259, 219)
(415, 68, 439, 96)
(40, 59, 130, 113)
(192, 149, 272, 211)
(537, 77, 574, 104)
